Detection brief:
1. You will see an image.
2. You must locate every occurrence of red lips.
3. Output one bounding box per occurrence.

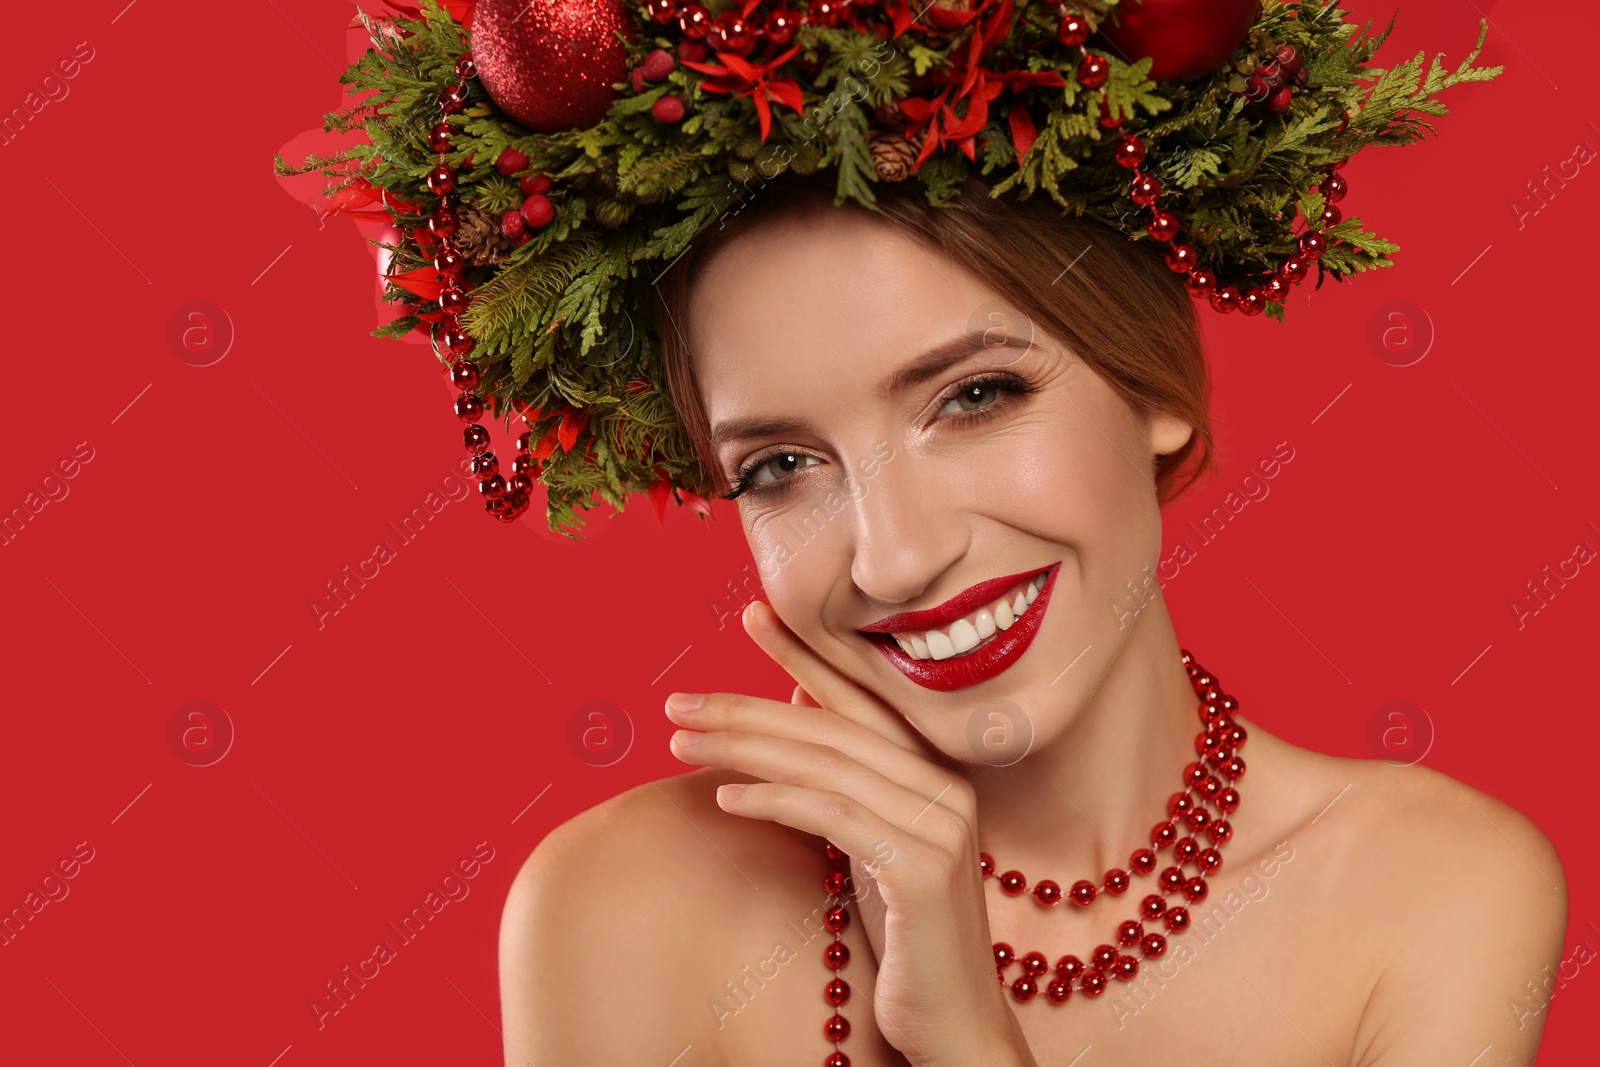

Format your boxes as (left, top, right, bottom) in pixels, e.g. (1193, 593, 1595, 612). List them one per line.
(861, 563, 1061, 693)
(859, 564, 1051, 634)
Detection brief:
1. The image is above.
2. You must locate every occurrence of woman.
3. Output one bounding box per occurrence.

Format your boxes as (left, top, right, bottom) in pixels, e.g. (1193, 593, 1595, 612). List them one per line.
(496, 172, 1567, 1066)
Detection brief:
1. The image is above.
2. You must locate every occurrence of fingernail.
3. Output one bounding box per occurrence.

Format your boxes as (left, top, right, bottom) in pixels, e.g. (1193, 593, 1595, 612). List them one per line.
(717, 784, 745, 806)
(671, 729, 703, 747)
(666, 692, 705, 711)
(747, 601, 776, 632)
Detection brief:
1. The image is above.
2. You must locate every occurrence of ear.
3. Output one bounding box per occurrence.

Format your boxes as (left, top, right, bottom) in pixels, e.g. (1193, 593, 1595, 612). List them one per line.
(1148, 410, 1194, 458)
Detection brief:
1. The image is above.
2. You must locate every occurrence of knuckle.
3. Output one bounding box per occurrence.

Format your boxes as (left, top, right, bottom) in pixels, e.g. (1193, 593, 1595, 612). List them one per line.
(821, 791, 858, 826)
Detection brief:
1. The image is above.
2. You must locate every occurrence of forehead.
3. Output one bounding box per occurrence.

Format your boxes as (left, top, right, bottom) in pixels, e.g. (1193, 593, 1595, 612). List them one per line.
(684, 206, 1005, 427)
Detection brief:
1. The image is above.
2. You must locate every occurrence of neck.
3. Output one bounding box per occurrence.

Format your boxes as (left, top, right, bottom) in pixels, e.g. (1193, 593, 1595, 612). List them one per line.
(963, 600, 1199, 879)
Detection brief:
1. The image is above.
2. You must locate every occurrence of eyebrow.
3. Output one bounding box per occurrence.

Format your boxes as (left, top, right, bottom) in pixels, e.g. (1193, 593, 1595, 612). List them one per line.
(707, 331, 1034, 458)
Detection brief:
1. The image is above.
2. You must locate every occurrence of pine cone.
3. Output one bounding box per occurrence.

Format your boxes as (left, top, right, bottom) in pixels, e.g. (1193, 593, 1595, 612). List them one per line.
(454, 202, 516, 266)
(870, 129, 924, 182)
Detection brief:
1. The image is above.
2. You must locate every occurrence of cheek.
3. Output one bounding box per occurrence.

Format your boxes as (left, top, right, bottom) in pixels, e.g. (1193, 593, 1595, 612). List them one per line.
(966, 411, 1145, 538)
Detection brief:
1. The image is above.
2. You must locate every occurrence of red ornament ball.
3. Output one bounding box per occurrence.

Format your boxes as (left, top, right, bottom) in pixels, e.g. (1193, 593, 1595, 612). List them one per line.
(1077, 54, 1109, 89)
(766, 8, 800, 44)
(1129, 171, 1161, 206)
(1164, 244, 1203, 273)
(1209, 285, 1241, 313)
(1112, 134, 1146, 169)
(1094, 0, 1259, 83)
(1147, 210, 1181, 242)
(1058, 12, 1091, 47)
(471, 0, 636, 132)
(426, 165, 456, 195)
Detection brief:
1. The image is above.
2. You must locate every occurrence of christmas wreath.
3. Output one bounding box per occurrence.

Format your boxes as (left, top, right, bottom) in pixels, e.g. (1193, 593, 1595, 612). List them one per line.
(275, 0, 1502, 534)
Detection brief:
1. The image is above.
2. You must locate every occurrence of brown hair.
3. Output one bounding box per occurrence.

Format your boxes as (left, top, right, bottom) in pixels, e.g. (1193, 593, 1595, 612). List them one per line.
(652, 170, 1214, 503)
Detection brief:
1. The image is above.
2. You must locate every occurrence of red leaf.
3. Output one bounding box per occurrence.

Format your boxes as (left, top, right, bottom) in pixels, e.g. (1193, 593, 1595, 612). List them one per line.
(766, 78, 804, 116)
(321, 177, 381, 220)
(751, 90, 773, 142)
(1008, 103, 1038, 161)
(648, 476, 671, 525)
(532, 424, 562, 461)
(557, 409, 590, 452)
(386, 266, 442, 302)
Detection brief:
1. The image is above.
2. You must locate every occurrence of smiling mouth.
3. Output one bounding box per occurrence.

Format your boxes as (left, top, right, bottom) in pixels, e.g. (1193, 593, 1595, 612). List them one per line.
(879, 569, 1049, 661)
(860, 563, 1061, 692)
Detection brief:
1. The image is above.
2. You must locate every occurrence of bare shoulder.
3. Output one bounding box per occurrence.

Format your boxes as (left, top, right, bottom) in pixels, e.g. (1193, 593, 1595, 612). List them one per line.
(498, 768, 823, 1067)
(1243, 720, 1568, 1065)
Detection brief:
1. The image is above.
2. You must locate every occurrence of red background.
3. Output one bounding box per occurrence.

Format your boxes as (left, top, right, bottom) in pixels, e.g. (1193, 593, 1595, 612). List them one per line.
(2, 0, 1595, 1062)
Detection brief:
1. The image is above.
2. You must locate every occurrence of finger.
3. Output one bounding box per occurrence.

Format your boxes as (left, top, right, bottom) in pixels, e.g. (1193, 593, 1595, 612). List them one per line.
(715, 781, 943, 890)
(670, 692, 963, 809)
(744, 601, 934, 757)
(792, 684, 821, 707)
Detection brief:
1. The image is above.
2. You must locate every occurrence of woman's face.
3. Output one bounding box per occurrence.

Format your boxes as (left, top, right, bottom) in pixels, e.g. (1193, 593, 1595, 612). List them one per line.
(685, 202, 1193, 762)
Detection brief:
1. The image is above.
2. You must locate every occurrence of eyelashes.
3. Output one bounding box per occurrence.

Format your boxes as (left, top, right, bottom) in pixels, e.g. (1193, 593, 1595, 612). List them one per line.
(718, 370, 1040, 502)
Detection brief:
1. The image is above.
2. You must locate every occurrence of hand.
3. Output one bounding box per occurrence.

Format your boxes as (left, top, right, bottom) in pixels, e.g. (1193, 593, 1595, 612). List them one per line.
(664, 600, 1039, 1067)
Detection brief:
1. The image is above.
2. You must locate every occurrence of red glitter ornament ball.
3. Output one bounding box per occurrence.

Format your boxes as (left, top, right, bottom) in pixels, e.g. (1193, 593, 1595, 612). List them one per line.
(471, 0, 636, 133)
(1094, 0, 1259, 83)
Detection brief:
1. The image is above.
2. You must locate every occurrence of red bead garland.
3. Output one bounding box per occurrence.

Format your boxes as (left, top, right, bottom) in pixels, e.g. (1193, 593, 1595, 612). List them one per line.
(411, 50, 537, 523)
(979, 649, 1245, 1004)
(816, 648, 1245, 1053)
(821, 842, 853, 1067)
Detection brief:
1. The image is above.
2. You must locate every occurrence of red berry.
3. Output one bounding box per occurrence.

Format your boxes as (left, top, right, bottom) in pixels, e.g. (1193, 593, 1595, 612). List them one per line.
(642, 47, 676, 80)
(652, 95, 686, 123)
(1267, 86, 1293, 114)
(630, 66, 647, 93)
(519, 173, 552, 196)
(496, 148, 528, 176)
(501, 209, 527, 240)
(677, 39, 709, 62)
(520, 194, 555, 229)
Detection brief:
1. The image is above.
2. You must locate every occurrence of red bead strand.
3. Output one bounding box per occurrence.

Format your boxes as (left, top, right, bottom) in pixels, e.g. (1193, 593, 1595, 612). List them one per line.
(822, 842, 852, 1067)
(984, 650, 1243, 1003)
(411, 49, 534, 523)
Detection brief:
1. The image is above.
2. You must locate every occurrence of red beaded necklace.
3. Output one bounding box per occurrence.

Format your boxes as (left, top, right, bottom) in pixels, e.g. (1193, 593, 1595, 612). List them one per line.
(813, 648, 1243, 1066)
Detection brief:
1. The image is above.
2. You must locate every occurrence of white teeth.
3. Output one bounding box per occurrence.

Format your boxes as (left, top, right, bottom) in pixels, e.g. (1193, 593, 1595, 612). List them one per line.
(885, 569, 1051, 662)
(948, 618, 980, 654)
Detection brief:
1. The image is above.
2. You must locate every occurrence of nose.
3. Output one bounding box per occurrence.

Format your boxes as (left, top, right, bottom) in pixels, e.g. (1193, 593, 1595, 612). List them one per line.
(846, 448, 970, 616)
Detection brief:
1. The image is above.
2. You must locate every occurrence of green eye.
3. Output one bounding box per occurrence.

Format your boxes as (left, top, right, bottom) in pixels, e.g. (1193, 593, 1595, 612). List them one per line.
(941, 381, 1003, 415)
(748, 451, 818, 488)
